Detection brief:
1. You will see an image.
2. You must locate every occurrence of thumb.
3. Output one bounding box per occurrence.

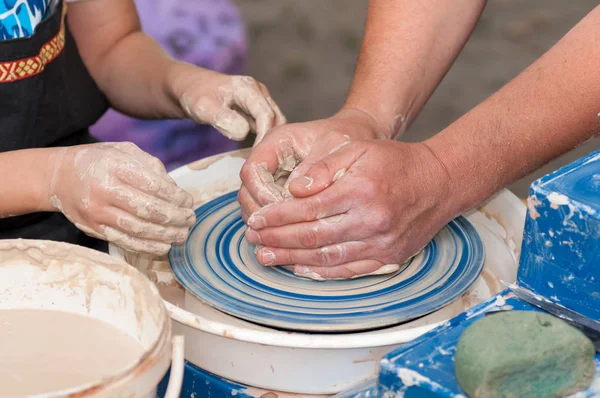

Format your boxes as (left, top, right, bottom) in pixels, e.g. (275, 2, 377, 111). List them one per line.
(288, 141, 364, 198)
(183, 96, 250, 141)
(212, 107, 251, 141)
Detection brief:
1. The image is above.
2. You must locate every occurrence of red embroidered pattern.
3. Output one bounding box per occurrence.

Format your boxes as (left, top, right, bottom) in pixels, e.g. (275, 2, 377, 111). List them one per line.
(0, 2, 67, 83)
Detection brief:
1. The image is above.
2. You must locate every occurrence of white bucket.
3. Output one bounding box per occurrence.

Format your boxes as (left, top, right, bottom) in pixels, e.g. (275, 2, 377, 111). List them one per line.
(0, 239, 184, 398)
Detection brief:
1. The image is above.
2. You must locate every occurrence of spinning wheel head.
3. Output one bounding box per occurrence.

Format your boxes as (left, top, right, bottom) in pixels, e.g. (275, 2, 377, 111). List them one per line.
(169, 191, 485, 333)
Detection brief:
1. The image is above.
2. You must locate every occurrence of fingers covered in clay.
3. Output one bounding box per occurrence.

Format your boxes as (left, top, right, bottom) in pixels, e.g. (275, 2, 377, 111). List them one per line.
(280, 131, 352, 194)
(239, 109, 384, 209)
(239, 132, 299, 212)
(107, 142, 170, 176)
(245, 139, 452, 279)
(111, 208, 190, 242)
(239, 112, 389, 239)
(183, 95, 251, 141)
(244, 140, 362, 232)
(254, 81, 287, 144)
(231, 77, 276, 141)
(102, 226, 172, 255)
(237, 187, 260, 223)
(288, 140, 362, 198)
(111, 162, 192, 208)
(247, 181, 351, 231)
(107, 186, 195, 226)
(179, 73, 286, 143)
(253, 241, 370, 267)
(48, 143, 195, 255)
(240, 129, 355, 219)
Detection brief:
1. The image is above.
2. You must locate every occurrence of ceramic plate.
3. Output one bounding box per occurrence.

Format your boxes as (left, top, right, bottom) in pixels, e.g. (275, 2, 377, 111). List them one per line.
(169, 191, 485, 332)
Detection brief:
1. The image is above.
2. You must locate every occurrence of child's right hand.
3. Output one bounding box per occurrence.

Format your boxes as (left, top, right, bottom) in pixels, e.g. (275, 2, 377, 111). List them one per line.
(46, 142, 195, 255)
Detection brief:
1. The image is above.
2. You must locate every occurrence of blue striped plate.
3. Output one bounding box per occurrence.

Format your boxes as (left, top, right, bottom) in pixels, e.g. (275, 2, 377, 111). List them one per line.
(169, 191, 485, 332)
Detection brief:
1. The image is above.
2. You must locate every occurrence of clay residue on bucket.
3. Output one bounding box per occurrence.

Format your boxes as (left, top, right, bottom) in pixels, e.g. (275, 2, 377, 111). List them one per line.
(0, 240, 165, 341)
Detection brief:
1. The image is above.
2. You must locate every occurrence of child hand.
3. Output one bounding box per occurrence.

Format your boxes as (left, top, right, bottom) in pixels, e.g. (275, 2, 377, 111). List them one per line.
(177, 71, 286, 145)
(47, 142, 195, 255)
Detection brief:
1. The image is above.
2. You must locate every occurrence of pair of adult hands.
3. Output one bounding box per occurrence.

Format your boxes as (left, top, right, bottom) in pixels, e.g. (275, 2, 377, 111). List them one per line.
(238, 110, 453, 280)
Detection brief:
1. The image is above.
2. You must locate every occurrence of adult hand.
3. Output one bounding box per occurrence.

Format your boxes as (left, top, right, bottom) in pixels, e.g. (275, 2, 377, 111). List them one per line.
(178, 71, 286, 144)
(238, 109, 389, 221)
(46, 142, 195, 255)
(243, 139, 454, 280)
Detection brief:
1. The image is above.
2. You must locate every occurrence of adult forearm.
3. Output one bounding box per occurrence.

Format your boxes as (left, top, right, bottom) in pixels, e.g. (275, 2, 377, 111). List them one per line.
(344, 0, 486, 138)
(426, 6, 600, 218)
(0, 149, 56, 217)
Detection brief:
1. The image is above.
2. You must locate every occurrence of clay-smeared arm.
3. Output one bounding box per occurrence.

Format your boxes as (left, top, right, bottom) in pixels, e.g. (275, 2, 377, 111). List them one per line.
(343, 0, 487, 138)
(0, 144, 195, 255)
(245, 5, 600, 280)
(67, 0, 285, 142)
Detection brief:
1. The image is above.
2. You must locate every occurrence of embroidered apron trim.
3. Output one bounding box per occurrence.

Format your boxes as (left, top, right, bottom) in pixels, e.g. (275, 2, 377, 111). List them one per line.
(0, 1, 66, 83)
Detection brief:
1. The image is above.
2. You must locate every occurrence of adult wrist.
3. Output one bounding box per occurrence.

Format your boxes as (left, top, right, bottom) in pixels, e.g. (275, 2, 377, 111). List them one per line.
(423, 129, 498, 220)
(420, 135, 464, 219)
(342, 96, 410, 140)
(335, 107, 394, 140)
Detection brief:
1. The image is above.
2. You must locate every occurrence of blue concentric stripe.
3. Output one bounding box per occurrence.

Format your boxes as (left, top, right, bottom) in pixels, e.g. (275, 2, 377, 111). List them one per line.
(169, 191, 485, 332)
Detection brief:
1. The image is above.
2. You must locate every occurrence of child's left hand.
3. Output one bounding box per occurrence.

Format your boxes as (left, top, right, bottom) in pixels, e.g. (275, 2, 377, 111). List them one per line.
(176, 70, 286, 145)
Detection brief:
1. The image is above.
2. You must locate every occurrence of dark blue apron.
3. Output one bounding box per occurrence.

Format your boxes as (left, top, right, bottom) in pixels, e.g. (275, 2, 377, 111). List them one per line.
(0, 1, 109, 251)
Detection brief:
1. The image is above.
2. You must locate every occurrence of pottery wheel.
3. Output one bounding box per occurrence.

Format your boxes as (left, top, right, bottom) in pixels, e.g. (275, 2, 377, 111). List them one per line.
(169, 191, 485, 332)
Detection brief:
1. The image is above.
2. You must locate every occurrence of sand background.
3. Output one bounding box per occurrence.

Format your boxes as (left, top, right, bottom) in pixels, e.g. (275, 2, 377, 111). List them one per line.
(233, 0, 599, 198)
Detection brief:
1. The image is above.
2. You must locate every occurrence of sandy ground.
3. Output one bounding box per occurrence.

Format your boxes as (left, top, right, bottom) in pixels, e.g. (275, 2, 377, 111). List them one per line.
(233, 0, 599, 198)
